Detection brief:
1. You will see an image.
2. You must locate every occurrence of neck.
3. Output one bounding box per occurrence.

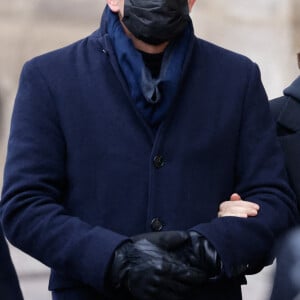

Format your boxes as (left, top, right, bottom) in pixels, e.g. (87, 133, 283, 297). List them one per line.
(132, 39, 169, 54)
(120, 21, 168, 54)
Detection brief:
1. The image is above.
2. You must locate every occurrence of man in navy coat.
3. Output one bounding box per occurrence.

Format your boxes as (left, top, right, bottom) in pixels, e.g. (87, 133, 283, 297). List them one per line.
(0, 0, 298, 299)
(0, 226, 23, 300)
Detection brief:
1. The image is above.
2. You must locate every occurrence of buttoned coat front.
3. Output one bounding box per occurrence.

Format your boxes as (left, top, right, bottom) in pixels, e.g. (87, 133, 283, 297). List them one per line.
(1, 11, 297, 300)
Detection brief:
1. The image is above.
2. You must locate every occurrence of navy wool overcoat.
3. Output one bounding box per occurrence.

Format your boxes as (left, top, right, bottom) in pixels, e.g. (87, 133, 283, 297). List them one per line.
(1, 10, 297, 300)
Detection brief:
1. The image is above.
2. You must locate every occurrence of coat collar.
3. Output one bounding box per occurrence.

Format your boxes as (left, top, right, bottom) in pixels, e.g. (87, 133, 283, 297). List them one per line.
(277, 96, 300, 132)
(284, 76, 300, 100)
(277, 76, 300, 132)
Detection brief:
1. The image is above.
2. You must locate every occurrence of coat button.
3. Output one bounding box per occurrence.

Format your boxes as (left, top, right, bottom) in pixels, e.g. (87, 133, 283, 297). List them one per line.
(153, 155, 165, 168)
(151, 218, 164, 232)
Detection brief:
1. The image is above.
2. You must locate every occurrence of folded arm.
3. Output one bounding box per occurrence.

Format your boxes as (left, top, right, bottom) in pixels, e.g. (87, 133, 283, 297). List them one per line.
(191, 63, 297, 277)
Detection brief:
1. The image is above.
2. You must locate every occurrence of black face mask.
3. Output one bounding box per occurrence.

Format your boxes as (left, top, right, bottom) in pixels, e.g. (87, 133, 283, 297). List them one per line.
(122, 0, 190, 45)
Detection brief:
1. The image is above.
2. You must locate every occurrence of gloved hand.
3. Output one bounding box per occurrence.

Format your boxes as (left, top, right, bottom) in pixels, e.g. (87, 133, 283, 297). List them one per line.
(188, 231, 222, 278)
(132, 231, 222, 280)
(109, 237, 207, 300)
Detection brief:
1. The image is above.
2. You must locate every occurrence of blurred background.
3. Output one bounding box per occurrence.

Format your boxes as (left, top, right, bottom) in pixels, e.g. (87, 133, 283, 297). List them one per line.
(0, 0, 299, 299)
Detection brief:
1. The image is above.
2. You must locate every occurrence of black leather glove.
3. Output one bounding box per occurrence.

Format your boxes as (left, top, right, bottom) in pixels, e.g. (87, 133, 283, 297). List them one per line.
(131, 230, 190, 250)
(132, 231, 222, 280)
(109, 237, 207, 300)
(188, 231, 222, 278)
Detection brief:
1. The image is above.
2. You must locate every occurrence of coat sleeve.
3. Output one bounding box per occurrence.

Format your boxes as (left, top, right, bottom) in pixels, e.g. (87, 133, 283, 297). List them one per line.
(191, 63, 298, 277)
(0, 60, 128, 292)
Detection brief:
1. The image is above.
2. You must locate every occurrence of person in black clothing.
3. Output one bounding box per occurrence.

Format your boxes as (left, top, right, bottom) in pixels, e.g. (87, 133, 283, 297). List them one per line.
(0, 226, 23, 300)
(0, 88, 23, 300)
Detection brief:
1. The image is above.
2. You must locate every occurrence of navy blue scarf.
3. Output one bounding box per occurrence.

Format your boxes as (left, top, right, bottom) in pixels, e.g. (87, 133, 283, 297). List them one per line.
(106, 8, 193, 128)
